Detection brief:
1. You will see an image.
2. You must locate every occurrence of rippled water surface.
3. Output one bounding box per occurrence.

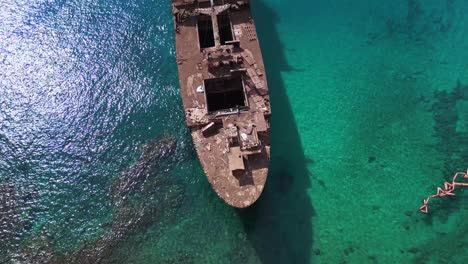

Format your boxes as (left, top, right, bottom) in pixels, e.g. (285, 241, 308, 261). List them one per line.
(1, 0, 188, 261)
(1, 0, 468, 263)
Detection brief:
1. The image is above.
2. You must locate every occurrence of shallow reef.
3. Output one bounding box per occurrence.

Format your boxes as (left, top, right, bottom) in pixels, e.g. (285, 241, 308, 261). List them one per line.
(411, 81, 468, 262)
(0, 184, 20, 261)
(412, 211, 468, 263)
(5, 136, 185, 264)
(367, 0, 455, 45)
(430, 81, 468, 178)
(0, 183, 41, 263)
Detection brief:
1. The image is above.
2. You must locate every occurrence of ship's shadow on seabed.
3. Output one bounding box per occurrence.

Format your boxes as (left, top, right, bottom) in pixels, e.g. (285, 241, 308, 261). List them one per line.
(239, 1, 315, 264)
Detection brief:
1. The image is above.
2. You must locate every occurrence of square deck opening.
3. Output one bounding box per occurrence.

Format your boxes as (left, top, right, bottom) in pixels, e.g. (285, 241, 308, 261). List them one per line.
(205, 76, 246, 112)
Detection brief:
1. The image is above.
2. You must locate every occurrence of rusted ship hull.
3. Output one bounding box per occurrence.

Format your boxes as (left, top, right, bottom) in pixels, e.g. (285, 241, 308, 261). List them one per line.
(172, 0, 270, 208)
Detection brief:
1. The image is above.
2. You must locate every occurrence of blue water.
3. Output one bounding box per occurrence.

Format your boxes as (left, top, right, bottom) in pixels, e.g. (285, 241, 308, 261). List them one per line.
(1, 0, 467, 263)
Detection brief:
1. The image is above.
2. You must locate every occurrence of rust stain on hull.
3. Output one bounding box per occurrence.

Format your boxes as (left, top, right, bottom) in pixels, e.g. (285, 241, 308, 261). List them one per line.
(172, 0, 270, 208)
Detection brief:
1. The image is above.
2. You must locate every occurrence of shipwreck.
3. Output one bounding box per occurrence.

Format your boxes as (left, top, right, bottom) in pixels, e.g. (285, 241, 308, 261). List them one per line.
(172, 0, 271, 208)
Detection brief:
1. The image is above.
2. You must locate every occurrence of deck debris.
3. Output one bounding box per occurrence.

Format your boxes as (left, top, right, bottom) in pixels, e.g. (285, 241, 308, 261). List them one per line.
(173, 0, 270, 207)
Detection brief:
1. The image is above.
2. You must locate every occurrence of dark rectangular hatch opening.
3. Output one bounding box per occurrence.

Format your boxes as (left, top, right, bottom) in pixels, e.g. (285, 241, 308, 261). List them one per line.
(198, 0, 212, 8)
(198, 15, 215, 49)
(213, 0, 224, 6)
(205, 76, 246, 112)
(217, 13, 234, 45)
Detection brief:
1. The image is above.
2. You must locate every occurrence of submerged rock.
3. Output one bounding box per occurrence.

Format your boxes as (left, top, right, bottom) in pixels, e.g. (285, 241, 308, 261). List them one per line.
(13, 136, 185, 264)
(0, 184, 39, 263)
(431, 81, 468, 175)
(0, 184, 18, 261)
(111, 136, 177, 199)
(66, 136, 184, 263)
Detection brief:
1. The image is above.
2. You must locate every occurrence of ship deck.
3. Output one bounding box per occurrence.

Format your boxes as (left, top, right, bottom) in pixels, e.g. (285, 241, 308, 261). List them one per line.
(172, 0, 270, 207)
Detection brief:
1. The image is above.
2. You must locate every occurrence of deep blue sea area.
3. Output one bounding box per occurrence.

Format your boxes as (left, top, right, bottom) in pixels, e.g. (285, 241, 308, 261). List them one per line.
(1, 0, 467, 263)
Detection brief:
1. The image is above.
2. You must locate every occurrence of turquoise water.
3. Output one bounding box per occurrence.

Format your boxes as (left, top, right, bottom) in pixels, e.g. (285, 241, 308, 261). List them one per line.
(1, 0, 467, 263)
